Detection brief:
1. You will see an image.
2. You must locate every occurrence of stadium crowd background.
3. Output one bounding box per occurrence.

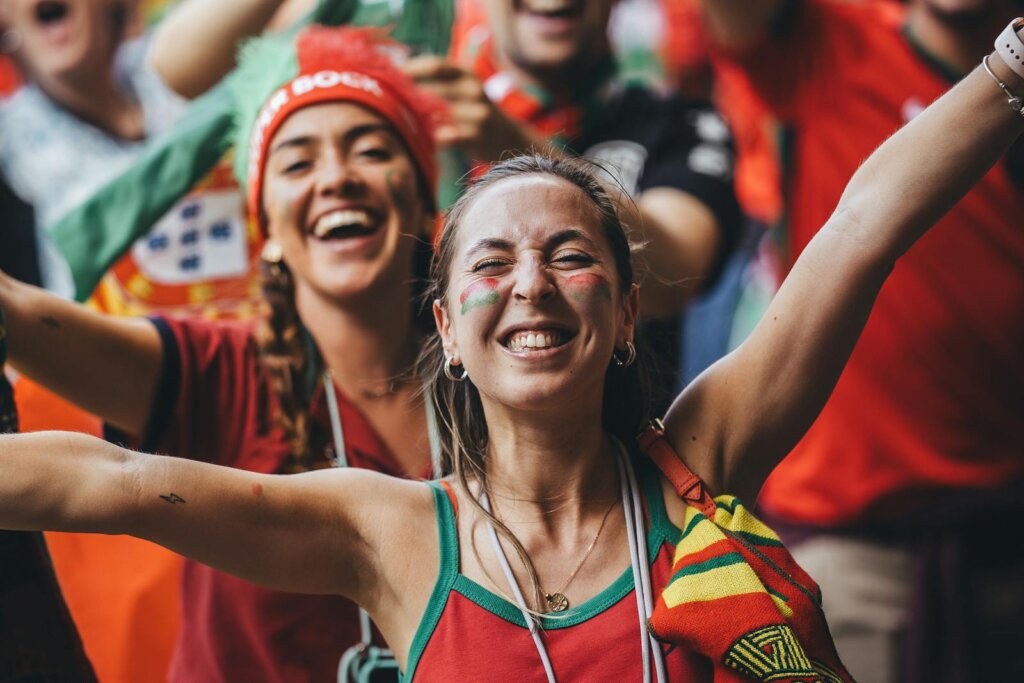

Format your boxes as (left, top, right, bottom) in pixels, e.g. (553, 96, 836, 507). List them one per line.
(0, 0, 1021, 681)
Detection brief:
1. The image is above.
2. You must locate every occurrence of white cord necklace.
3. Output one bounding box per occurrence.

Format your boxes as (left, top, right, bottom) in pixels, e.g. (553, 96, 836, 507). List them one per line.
(480, 441, 666, 683)
(323, 371, 442, 653)
(323, 371, 442, 476)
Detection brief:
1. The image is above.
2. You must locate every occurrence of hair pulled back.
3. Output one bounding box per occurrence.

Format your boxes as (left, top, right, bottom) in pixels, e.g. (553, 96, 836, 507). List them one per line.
(420, 154, 653, 610)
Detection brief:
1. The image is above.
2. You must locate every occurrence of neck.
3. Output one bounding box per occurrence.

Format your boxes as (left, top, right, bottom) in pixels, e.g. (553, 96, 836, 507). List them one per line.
(37, 70, 143, 140)
(495, 50, 610, 103)
(907, 1, 1010, 74)
(480, 398, 618, 518)
(295, 279, 419, 399)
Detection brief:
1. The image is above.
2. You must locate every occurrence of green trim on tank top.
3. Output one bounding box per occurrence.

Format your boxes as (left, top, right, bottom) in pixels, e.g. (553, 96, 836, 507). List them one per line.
(402, 458, 682, 678)
(400, 482, 459, 682)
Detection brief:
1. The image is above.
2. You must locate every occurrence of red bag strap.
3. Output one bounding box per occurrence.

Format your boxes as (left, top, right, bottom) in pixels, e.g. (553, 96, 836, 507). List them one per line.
(637, 419, 717, 519)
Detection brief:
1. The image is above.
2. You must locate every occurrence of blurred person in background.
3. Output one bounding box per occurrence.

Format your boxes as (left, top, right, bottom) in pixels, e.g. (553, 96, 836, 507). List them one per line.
(149, 0, 743, 403)
(411, 0, 742, 402)
(700, 0, 1024, 680)
(0, 24, 444, 682)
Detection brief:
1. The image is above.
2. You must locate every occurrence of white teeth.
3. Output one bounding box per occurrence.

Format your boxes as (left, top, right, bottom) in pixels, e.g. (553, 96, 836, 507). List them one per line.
(507, 330, 562, 352)
(313, 209, 371, 238)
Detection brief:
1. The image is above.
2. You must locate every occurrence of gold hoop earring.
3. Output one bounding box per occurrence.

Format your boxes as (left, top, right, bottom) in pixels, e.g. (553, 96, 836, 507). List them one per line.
(613, 340, 636, 368)
(261, 240, 283, 264)
(261, 240, 285, 276)
(443, 356, 468, 382)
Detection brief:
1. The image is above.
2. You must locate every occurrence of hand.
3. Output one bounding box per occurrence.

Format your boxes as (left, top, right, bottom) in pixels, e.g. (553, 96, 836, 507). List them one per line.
(402, 55, 541, 162)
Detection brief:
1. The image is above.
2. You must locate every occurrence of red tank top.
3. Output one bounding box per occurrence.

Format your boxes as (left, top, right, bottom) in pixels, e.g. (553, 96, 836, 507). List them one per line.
(403, 461, 712, 681)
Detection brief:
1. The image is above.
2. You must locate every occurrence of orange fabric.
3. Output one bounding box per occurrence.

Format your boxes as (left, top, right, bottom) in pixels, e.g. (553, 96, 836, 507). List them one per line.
(14, 377, 181, 683)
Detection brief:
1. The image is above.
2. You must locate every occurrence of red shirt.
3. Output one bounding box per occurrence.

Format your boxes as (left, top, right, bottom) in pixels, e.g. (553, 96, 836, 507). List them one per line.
(715, 0, 1024, 526)
(148, 316, 419, 682)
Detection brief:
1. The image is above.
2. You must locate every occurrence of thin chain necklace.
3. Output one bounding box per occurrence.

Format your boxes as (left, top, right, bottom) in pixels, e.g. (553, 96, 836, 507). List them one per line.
(540, 496, 618, 612)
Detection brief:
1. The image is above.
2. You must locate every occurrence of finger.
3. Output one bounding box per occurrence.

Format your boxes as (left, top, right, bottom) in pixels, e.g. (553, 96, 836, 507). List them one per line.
(402, 55, 466, 82)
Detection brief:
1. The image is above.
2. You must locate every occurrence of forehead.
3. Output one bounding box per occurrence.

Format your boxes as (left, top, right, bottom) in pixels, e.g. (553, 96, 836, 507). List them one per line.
(455, 174, 608, 256)
(268, 101, 395, 150)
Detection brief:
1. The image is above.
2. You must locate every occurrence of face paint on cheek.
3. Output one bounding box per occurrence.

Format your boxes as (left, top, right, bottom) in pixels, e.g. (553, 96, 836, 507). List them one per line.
(459, 278, 501, 315)
(386, 169, 411, 214)
(564, 273, 612, 303)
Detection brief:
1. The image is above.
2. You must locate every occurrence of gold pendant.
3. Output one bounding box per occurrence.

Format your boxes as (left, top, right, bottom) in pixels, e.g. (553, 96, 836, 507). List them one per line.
(545, 592, 569, 612)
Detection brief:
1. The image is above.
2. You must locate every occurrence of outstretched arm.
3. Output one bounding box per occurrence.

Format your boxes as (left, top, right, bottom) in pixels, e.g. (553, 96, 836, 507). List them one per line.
(148, 0, 305, 99)
(664, 46, 1024, 500)
(0, 431, 420, 602)
(0, 272, 162, 435)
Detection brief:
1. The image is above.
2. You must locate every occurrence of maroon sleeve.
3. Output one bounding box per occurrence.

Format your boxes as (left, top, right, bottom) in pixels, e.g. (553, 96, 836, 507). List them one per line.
(141, 315, 273, 468)
(710, 0, 872, 122)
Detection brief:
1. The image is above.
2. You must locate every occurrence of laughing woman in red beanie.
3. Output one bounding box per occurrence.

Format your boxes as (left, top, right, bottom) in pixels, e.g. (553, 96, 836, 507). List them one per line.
(0, 26, 445, 682)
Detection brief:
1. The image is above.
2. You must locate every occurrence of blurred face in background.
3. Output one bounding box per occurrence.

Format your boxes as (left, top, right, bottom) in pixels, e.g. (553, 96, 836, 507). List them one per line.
(483, 0, 616, 84)
(0, 0, 126, 88)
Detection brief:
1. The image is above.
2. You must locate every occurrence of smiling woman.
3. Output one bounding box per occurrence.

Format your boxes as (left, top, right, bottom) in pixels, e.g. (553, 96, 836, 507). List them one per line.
(0, 24, 447, 683)
(1, 16, 1024, 683)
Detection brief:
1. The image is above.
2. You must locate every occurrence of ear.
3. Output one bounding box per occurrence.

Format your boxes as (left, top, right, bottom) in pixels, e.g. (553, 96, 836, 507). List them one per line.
(433, 298, 458, 361)
(619, 283, 640, 347)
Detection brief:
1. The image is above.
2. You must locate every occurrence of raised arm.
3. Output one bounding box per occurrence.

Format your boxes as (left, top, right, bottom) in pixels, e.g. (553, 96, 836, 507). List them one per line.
(148, 0, 298, 99)
(664, 46, 1024, 500)
(0, 272, 162, 434)
(0, 431, 422, 605)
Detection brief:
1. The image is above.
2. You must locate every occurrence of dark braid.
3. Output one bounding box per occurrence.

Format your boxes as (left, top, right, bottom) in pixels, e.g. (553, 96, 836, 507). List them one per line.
(255, 259, 313, 471)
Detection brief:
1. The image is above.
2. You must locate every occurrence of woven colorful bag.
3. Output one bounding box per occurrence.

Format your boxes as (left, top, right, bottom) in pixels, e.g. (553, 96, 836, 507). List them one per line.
(639, 421, 854, 683)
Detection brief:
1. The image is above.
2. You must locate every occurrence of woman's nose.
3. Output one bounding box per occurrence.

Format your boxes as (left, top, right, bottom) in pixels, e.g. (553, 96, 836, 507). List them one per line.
(317, 153, 365, 197)
(512, 255, 556, 303)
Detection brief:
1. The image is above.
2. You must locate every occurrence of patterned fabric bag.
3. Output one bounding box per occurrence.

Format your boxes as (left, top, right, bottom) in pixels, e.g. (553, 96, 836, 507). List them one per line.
(639, 421, 854, 682)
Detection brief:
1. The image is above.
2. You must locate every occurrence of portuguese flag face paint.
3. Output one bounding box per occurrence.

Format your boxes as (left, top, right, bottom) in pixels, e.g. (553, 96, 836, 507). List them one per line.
(459, 278, 501, 315)
(564, 273, 612, 303)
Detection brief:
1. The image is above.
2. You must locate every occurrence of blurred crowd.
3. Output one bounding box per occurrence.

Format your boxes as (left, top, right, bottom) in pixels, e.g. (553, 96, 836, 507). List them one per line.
(0, 0, 1021, 682)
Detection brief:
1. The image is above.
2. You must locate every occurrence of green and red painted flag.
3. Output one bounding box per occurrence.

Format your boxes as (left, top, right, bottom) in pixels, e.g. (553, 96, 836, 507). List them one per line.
(459, 278, 500, 315)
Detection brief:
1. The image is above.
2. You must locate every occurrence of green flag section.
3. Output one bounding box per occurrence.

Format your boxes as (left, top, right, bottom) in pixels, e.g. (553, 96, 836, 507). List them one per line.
(49, 0, 455, 303)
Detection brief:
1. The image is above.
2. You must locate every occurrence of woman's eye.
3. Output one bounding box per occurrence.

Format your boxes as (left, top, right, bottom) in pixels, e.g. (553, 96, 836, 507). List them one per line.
(553, 252, 594, 266)
(471, 259, 509, 273)
(357, 147, 392, 161)
(282, 159, 312, 174)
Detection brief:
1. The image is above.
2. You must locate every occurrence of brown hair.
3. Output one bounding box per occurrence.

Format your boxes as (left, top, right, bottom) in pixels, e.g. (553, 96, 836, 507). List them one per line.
(420, 154, 652, 610)
(256, 236, 435, 472)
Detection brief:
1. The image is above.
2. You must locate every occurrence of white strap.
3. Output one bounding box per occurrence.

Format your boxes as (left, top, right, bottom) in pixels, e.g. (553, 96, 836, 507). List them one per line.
(481, 491, 558, 683)
(480, 444, 662, 682)
(995, 18, 1024, 80)
(323, 372, 349, 468)
(322, 371, 443, 648)
(616, 444, 668, 683)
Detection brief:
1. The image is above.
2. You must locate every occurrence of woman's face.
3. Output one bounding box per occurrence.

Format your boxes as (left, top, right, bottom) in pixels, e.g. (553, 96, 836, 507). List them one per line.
(262, 102, 430, 303)
(435, 173, 637, 415)
(0, 0, 122, 86)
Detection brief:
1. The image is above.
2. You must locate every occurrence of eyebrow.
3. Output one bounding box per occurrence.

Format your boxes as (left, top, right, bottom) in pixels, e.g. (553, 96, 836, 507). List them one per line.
(463, 228, 600, 259)
(269, 123, 396, 155)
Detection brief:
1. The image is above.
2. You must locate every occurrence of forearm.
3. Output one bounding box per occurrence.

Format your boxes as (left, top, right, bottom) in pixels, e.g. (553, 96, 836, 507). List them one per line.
(0, 432, 136, 533)
(699, 0, 784, 49)
(636, 189, 721, 317)
(835, 52, 1024, 262)
(0, 273, 162, 434)
(148, 0, 286, 99)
